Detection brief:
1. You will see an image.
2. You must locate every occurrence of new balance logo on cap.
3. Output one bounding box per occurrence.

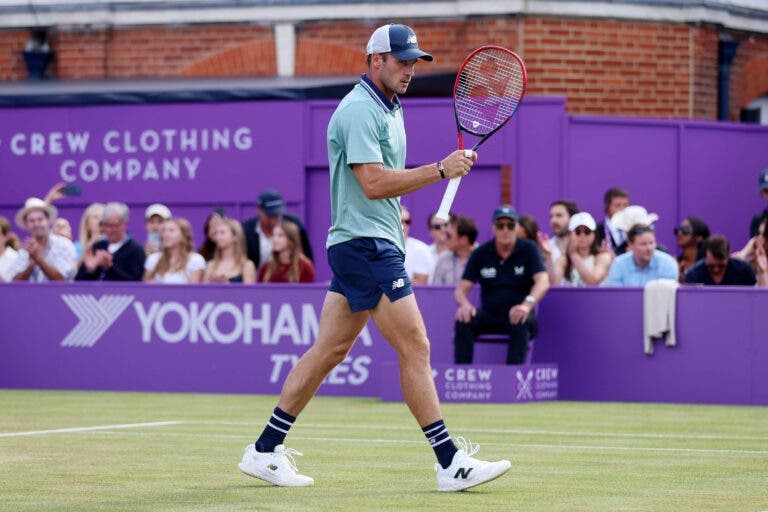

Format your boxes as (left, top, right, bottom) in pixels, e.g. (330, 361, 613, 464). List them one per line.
(407, 35, 417, 44)
(366, 24, 433, 62)
(454, 467, 474, 479)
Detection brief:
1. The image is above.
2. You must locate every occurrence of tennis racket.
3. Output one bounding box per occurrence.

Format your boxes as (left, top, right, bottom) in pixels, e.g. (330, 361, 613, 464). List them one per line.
(435, 46, 527, 221)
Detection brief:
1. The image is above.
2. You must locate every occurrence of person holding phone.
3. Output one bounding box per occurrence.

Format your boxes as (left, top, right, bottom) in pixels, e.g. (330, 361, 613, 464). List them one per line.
(144, 203, 172, 255)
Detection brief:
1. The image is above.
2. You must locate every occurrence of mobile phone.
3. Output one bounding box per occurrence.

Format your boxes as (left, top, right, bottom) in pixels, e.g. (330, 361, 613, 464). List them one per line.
(60, 184, 81, 197)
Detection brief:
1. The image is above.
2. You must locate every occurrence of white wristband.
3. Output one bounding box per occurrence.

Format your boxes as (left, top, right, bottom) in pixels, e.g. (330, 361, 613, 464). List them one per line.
(524, 295, 536, 306)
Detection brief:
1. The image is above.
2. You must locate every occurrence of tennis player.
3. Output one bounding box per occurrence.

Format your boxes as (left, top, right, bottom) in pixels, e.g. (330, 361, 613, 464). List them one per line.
(239, 24, 511, 492)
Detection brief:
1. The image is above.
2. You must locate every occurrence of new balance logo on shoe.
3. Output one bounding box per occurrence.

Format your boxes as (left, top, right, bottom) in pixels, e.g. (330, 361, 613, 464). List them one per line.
(454, 467, 474, 479)
(268, 464, 278, 471)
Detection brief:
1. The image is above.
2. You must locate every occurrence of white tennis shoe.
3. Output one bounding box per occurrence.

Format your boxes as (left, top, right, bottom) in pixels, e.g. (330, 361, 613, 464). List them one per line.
(435, 437, 511, 492)
(238, 444, 314, 487)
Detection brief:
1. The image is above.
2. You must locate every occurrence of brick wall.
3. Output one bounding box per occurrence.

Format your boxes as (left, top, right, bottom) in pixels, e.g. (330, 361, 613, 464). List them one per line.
(2, 17, 768, 120)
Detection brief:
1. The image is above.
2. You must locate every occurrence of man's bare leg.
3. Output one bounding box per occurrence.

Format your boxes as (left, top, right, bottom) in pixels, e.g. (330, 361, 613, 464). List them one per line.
(278, 291, 370, 415)
(370, 293, 442, 426)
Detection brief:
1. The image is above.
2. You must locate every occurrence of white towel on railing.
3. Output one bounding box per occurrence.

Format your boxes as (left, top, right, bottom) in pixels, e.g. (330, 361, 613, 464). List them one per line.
(643, 279, 679, 355)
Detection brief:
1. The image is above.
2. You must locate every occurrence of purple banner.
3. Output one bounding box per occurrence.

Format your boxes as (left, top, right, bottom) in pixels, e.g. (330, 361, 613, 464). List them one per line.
(380, 362, 559, 403)
(0, 102, 305, 205)
(0, 283, 461, 396)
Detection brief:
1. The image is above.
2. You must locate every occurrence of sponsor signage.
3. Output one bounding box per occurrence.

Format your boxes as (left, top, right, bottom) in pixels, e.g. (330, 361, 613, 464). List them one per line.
(380, 363, 558, 403)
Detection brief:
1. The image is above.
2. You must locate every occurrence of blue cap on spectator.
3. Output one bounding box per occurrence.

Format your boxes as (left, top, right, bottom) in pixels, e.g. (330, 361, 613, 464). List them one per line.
(492, 205, 519, 221)
(366, 24, 433, 62)
(258, 189, 284, 217)
(760, 169, 768, 190)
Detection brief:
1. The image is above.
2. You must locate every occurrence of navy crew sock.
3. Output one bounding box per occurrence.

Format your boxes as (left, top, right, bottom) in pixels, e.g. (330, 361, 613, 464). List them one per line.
(422, 419, 459, 469)
(255, 407, 296, 453)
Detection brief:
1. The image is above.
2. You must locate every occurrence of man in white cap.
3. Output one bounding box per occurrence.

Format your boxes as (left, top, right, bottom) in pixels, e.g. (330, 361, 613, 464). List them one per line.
(239, 24, 510, 493)
(144, 203, 172, 255)
(9, 197, 76, 281)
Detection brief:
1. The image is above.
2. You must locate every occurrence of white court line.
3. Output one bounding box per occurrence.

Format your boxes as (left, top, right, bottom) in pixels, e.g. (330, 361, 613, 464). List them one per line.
(87, 430, 768, 456)
(193, 421, 768, 442)
(0, 421, 185, 438)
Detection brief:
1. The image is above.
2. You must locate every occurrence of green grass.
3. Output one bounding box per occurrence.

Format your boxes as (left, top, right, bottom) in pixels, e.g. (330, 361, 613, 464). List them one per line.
(1, 390, 767, 512)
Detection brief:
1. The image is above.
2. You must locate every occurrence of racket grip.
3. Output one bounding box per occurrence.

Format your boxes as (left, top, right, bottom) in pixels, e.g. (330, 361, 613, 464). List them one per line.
(435, 176, 462, 222)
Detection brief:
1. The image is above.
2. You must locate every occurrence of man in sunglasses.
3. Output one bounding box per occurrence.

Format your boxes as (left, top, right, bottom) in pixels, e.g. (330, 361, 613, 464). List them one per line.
(454, 205, 550, 365)
(683, 235, 756, 286)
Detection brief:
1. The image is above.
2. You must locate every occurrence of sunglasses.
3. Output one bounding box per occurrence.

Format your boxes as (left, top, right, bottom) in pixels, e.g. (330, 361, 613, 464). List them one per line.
(573, 227, 593, 236)
(494, 220, 516, 231)
(674, 225, 693, 235)
(430, 223, 447, 230)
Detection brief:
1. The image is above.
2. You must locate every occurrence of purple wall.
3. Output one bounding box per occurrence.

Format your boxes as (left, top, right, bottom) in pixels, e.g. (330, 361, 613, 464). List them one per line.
(1, 283, 766, 405)
(2, 97, 767, 281)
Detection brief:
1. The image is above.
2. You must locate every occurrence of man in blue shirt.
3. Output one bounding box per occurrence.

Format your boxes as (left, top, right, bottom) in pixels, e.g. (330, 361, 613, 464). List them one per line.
(684, 235, 756, 286)
(454, 205, 550, 365)
(239, 24, 510, 493)
(604, 224, 679, 286)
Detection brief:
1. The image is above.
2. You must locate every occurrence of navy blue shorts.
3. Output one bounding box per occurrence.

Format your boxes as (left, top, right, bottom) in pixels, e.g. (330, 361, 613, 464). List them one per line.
(328, 237, 413, 312)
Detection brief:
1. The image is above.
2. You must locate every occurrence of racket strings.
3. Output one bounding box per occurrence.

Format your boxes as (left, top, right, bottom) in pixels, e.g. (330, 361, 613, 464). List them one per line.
(455, 49, 525, 135)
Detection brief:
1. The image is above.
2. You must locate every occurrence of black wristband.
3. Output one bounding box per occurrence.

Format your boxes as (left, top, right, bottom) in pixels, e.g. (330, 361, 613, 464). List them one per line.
(437, 161, 446, 179)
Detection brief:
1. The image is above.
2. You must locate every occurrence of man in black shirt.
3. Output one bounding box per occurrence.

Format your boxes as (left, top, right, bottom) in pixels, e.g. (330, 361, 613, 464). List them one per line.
(684, 235, 756, 286)
(454, 205, 550, 365)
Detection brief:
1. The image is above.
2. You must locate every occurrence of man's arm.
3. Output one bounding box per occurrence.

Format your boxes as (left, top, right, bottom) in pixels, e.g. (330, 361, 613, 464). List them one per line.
(509, 271, 550, 325)
(352, 150, 474, 200)
(454, 278, 476, 323)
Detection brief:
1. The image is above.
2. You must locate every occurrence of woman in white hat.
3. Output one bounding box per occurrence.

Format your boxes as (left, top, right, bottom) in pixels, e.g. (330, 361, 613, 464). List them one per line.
(551, 212, 612, 286)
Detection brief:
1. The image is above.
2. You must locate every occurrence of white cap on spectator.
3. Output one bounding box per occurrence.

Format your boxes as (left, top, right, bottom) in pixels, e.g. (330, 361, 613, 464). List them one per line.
(568, 212, 596, 231)
(610, 205, 658, 232)
(145, 203, 172, 220)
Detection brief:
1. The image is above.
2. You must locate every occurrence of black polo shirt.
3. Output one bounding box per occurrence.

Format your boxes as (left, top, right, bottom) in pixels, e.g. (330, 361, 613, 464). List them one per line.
(683, 258, 756, 286)
(462, 237, 546, 316)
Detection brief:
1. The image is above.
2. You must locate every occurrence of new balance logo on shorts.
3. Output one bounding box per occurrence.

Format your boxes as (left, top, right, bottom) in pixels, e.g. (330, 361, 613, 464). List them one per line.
(392, 278, 405, 290)
(454, 467, 474, 479)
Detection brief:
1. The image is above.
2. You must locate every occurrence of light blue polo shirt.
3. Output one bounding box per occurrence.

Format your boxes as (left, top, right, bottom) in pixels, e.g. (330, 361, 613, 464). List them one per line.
(604, 250, 679, 286)
(326, 74, 407, 252)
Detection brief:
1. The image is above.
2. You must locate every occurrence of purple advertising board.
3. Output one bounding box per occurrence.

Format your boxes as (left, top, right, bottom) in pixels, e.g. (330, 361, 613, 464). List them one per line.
(380, 362, 559, 404)
(0, 283, 461, 396)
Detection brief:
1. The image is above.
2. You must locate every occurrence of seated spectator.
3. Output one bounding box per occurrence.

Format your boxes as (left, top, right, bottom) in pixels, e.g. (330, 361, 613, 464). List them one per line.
(9, 197, 77, 282)
(675, 216, 710, 281)
(684, 235, 756, 286)
(551, 212, 612, 286)
(258, 221, 315, 283)
(143, 218, 205, 283)
(604, 224, 678, 286)
(426, 212, 450, 261)
(243, 188, 313, 271)
(430, 215, 478, 285)
(454, 205, 549, 365)
(144, 203, 172, 255)
(204, 218, 257, 284)
(595, 187, 630, 255)
(198, 211, 224, 262)
(733, 217, 768, 287)
(76, 202, 145, 281)
(75, 203, 105, 259)
(748, 168, 768, 238)
(0, 216, 20, 282)
(548, 200, 579, 262)
(516, 215, 540, 242)
(401, 205, 434, 285)
(52, 217, 73, 241)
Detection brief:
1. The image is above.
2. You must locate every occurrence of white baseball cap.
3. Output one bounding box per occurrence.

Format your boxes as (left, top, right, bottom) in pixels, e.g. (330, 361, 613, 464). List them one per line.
(145, 203, 172, 220)
(610, 205, 658, 232)
(568, 212, 597, 231)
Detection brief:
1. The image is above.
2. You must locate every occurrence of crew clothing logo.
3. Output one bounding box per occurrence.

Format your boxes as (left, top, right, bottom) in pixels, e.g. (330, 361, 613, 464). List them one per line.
(514, 266, 525, 275)
(515, 370, 534, 400)
(61, 294, 134, 348)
